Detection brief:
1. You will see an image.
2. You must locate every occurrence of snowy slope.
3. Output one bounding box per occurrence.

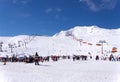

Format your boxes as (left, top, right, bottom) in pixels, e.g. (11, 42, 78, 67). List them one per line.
(0, 60, 120, 82)
(54, 26, 120, 54)
(0, 26, 120, 57)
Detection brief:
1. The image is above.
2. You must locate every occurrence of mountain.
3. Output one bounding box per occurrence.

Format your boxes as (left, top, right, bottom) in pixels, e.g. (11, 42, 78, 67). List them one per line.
(0, 25, 120, 57)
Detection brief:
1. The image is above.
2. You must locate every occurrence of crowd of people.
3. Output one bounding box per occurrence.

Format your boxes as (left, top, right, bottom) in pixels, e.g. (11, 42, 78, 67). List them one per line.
(0, 52, 120, 65)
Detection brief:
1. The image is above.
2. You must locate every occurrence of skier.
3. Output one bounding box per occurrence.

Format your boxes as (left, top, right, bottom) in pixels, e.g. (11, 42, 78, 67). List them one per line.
(95, 55, 99, 60)
(3, 57, 7, 65)
(34, 52, 39, 65)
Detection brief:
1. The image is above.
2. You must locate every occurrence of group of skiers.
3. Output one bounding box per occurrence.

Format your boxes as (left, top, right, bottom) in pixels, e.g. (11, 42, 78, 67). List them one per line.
(1, 52, 120, 65)
(108, 54, 120, 61)
(95, 54, 120, 61)
(73, 55, 87, 61)
(0, 52, 40, 65)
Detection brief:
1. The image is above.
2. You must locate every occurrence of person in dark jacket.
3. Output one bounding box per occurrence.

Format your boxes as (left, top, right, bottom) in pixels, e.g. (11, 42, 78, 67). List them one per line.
(3, 57, 7, 65)
(34, 52, 39, 65)
(95, 55, 99, 60)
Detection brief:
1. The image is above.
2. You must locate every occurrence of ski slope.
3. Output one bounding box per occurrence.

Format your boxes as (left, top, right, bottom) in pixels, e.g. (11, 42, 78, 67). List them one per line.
(0, 25, 120, 57)
(0, 26, 120, 82)
(0, 60, 120, 82)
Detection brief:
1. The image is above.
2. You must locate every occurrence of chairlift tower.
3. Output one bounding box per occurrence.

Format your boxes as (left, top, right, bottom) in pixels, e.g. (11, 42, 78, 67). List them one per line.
(0, 42, 3, 52)
(99, 40, 106, 54)
(78, 39, 83, 46)
(8, 44, 14, 53)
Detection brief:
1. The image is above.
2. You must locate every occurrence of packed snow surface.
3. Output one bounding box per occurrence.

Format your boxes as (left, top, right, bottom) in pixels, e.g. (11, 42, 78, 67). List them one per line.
(0, 60, 120, 82)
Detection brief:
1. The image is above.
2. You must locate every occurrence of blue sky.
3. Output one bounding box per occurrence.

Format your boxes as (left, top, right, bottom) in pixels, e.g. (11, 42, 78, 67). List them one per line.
(0, 0, 120, 36)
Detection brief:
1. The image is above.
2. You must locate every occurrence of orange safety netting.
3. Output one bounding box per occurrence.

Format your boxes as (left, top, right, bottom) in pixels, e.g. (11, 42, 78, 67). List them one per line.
(96, 43, 101, 46)
(112, 47, 117, 53)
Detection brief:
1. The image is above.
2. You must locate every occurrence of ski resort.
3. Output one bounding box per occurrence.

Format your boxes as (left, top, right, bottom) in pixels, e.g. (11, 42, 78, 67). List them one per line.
(0, 0, 120, 81)
(0, 26, 120, 82)
(0, 26, 120, 57)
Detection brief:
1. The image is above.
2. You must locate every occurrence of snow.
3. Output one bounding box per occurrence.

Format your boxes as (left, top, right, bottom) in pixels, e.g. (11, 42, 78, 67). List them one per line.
(0, 60, 120, 82)
(0, 25, 120, 57)
(1, 25, 120, 82)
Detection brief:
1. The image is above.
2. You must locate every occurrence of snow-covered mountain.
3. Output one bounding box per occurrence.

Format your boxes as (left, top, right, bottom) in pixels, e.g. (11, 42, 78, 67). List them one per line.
(0, 25, 120, 57)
